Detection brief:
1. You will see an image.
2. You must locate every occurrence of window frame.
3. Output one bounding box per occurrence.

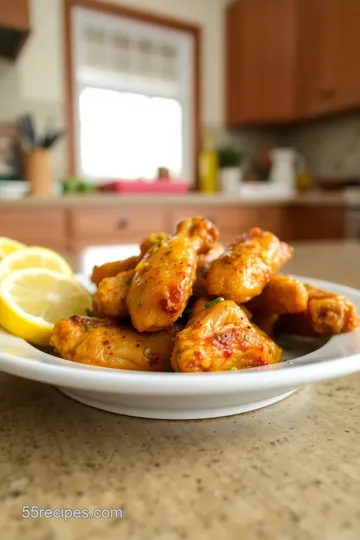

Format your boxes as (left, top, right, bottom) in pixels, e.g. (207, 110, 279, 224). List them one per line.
(64, 0, 201, 186)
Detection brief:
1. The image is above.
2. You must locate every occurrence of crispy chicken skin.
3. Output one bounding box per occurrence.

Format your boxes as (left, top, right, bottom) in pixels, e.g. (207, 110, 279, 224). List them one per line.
(205, 227, 293, 304)
(248, 274, 309, 315)
(171, 298, 282, 372)
(50, 316, 179, 371)
(127, 217, 219, 332)
(276, 284, 360, 336)
(91, 256, 140, 286)
(93, 269, 134, 320)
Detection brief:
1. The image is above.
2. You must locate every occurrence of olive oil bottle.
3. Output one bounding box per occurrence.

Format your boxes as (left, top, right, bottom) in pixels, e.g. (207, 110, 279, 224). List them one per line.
(198, 134, 218, 193)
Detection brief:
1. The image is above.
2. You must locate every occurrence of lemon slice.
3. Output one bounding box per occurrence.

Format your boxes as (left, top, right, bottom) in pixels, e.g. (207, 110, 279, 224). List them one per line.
(0, 268, 92, 345)
(0, 246, 73, 281)
(0, 237, 26, 261)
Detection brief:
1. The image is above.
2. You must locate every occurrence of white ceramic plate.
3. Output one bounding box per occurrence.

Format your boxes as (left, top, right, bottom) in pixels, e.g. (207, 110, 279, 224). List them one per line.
(0, 276, 360, 420)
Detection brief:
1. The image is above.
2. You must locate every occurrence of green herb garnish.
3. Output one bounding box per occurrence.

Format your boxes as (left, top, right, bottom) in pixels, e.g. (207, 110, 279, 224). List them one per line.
(205, 297, 224, 308)
(93, 265, 97, 271)
(230, 367, 238, 371)
(215, 333, 222, 342)
(144, 348, 151, 356)
(124, 278, 131, 286)
(83, 322, 91, 332)
(85, 308, 93, 317)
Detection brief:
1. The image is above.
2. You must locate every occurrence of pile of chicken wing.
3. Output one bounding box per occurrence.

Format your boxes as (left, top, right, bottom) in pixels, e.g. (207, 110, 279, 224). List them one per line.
(50, 217, 360, 372)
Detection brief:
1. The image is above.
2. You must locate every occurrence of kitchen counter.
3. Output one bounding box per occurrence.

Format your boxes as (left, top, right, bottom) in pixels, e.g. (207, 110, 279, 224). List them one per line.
(1, 242, 360, 540)
(0, 190, 348, 207)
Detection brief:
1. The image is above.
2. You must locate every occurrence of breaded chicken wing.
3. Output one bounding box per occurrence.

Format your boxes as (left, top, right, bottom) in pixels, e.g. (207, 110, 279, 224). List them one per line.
(127, 217, 219, 332)
(93, 269, 134, 320)
(276, 284, 360, 336)
(171, 297, 282, 372)
(91, 256, 140, 286)
(140, 232, 169, 256)
(50, 315, 179, 371)
(205, 227, 293, 303)
(248, 274, 308, 315)
(90, 232, 169, 286)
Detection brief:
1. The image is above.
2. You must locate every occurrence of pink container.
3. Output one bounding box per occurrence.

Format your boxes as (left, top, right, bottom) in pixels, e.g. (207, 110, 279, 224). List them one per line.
(97, 179, 189, 194)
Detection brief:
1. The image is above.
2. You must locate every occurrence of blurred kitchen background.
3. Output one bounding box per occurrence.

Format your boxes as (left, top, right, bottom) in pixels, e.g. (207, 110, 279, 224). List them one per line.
(1, 0, 360, 262)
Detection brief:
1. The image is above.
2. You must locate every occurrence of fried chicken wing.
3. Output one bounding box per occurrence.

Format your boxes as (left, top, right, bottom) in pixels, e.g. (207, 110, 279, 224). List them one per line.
(171, 298, 282, 372)
(276, 284, 360, 336)
(91, 256, 140, 286)
(248, 274, 308, 315)
(140, 232, 169, 256)
(127, 217, 219, 332)
(90, 232, 169, 286)
(205, 227, 293, 303)
(50, 315, 179, 371)
(93, 269, 134, 320)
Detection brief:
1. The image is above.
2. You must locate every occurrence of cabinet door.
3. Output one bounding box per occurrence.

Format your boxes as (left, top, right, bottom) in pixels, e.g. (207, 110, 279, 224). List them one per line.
(298, 0, 360, 118)
(226, 0, 297, 124)
(297, 0, 336, 117)
(333, 0, 360, 111)
(0, 207, 67, 250)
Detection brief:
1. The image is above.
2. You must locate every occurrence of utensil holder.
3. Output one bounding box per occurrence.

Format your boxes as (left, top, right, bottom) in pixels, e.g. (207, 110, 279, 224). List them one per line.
(24, 149, 53, 197)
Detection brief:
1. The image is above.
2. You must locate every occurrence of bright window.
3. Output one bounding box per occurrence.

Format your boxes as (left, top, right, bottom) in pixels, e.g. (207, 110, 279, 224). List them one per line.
(71, 6, 194, 183)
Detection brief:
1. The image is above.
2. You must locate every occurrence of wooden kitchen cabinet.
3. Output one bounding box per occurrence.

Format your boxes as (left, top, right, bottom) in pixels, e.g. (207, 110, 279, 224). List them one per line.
(298, 0, 360, 118)
(68, 206, 167, 250)
(0, 0, 30, 59)
(226, 0, 298, 124)
(0, 207, 67, 250)
(227, 0, 360, 125)
(289, 205, 346, 241)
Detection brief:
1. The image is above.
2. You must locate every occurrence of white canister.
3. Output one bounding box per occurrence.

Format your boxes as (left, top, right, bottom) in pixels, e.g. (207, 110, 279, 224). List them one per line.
(219, 167, 242, 195)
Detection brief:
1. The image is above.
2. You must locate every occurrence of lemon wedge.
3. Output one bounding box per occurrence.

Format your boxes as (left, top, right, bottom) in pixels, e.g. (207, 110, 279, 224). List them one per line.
(0, 268, 92, 345)
(0, 237, 26, 261)
(0, 247, 73, 281)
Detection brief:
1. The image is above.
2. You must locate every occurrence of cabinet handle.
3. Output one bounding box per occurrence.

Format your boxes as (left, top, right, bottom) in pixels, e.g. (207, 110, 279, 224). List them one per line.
(117, 218, 129, 229)
(318, 89, 335, 100)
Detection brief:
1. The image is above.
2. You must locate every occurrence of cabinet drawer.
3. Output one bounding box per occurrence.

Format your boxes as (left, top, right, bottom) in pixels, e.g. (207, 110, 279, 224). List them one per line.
(70, 206, 166, 244)
(0, 207, 67, 250)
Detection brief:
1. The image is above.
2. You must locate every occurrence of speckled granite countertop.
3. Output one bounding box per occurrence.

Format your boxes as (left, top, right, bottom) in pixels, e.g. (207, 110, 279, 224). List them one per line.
(0, 191, 348, 207)
(1, 242, 360, 540)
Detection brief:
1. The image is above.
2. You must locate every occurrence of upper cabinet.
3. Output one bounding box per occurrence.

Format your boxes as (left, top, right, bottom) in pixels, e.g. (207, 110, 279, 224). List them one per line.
(226, 0, 298, 125)
(226, 0, 360, 125)
(0, 0, 30, 60)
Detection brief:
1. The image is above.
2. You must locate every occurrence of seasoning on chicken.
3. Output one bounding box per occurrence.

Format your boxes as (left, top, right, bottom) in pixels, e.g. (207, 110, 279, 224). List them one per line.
(127, 217, 219, 332)
(50, 315, 180, 371)
(205, 227, 293, 304)
(276, 284, 360, 336)
(171, 297, 282, 372)
(93, 269, 134, 320)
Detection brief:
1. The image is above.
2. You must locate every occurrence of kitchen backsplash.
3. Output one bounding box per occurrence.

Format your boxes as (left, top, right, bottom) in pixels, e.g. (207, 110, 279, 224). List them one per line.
(281, 112, 360, 179)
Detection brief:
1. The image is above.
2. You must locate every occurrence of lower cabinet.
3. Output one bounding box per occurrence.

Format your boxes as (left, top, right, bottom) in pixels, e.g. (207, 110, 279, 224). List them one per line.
(0, 207, 68, 251)
(0, 202, 346, 252)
